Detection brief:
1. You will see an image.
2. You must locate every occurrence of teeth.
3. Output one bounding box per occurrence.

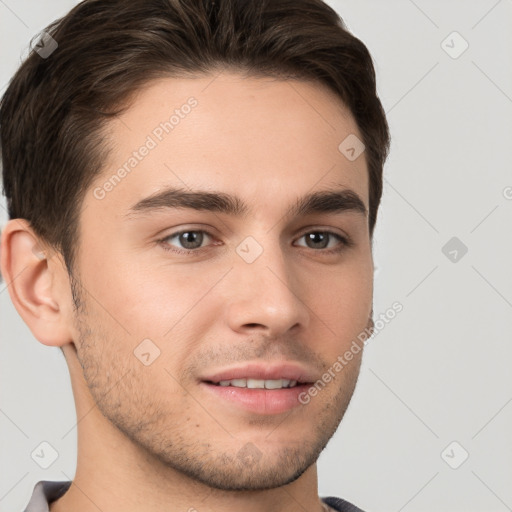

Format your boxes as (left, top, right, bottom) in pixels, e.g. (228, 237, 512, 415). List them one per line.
(247, 379, 265, 389)
(215, 378, 299, 389)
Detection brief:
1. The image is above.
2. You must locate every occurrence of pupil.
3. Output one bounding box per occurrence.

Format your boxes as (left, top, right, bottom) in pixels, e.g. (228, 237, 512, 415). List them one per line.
(307, 232, 327, 249)
(181, 231, 202, 249)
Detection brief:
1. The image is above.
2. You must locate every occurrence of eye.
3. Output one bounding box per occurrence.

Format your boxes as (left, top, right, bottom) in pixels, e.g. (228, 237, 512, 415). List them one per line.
(158, 229, 216, 254)
(294, 231, 352, 254)
(157, 228, 353, 256)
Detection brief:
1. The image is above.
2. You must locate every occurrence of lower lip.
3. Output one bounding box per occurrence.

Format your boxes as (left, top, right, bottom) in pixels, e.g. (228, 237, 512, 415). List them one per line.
(200, 382, 310, 415)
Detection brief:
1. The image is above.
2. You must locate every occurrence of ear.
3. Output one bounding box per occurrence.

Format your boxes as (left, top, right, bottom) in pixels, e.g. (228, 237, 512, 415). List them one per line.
(367, 308, 374, 337)
(0, 218, 74, 347)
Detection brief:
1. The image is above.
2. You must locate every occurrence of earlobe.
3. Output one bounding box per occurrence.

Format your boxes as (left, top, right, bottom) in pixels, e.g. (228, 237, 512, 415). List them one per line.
(0, 218, 73, 347)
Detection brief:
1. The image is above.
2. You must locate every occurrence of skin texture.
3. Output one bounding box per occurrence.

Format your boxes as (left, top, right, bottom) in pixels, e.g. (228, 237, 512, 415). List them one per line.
(1, 71, 374, 512)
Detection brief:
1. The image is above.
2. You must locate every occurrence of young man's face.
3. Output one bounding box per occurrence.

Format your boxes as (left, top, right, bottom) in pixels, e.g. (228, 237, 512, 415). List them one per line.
(66, 72, 373, 490)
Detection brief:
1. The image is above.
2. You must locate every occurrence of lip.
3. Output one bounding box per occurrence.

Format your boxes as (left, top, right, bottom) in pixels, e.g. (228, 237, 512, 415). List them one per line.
(198, 361, 316, 415)
(199, 361, 317, 384)
(199, 381, 312, 415)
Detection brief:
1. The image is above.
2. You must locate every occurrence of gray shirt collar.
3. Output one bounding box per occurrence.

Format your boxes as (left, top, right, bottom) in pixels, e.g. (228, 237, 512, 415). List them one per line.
(24, 481, 71, 512)
(22, 479, 364, 512)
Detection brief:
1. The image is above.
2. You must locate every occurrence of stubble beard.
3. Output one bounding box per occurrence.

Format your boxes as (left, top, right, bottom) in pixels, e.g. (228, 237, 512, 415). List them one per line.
(70, 276, 363, 491)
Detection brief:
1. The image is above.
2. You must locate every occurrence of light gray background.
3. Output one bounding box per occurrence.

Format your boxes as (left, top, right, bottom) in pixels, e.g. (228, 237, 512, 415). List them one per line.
(1, 1, 511, 511)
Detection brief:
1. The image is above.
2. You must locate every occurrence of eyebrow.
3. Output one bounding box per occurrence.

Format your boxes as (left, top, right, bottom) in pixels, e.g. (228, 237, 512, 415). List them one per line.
(124, 186, 367, 220)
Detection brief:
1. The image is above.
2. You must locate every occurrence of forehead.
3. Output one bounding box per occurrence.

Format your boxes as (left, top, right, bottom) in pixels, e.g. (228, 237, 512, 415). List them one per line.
(85, 72, 369, 222)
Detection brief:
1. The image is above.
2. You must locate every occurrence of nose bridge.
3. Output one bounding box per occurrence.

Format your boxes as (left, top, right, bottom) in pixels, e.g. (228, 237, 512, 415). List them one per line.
(224, 232, 310, 334)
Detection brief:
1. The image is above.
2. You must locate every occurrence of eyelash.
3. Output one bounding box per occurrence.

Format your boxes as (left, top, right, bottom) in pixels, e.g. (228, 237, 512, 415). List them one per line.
(157, 229, 353, 256)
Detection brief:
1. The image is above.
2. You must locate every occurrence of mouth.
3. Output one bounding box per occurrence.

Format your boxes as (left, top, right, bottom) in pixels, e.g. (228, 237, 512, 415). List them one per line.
(198, 361, 317, 414)
(203, 378, 307, 389)
(200, 377, 315, 414)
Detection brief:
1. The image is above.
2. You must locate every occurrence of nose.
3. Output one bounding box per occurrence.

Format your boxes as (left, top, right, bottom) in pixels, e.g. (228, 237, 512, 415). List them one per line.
(224, 240, 311, 337)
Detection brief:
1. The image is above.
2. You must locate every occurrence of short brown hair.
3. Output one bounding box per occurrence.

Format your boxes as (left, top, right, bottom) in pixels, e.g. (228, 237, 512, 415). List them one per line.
(1, 0, 390, 278)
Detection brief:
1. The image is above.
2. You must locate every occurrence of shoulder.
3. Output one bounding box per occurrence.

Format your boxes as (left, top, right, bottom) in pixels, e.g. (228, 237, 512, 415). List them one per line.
(322, 495, 367, 512)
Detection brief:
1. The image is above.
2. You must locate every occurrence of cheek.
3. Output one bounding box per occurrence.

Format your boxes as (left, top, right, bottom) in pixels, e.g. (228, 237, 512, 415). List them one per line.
(304, 265, 373, 367)
(307, 257, 373, 320)
(90, 257, 221, 341)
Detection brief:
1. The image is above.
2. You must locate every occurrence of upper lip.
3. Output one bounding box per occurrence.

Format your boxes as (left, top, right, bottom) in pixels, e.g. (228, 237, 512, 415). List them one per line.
(200, 362, 318, 384)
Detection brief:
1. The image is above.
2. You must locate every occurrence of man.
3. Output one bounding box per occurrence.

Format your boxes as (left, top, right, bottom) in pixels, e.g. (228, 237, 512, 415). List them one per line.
(0, 0, 390, 511)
